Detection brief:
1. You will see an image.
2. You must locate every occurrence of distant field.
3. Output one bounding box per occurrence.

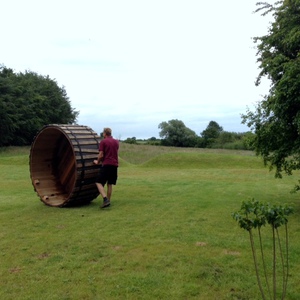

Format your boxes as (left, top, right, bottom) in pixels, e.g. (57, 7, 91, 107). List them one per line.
(118, 143, 256, 165)
(0, 144, 299, 299)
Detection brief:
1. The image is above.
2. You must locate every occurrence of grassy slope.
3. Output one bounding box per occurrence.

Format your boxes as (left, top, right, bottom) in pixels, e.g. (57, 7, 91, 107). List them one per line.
(0, 145, 299, 299)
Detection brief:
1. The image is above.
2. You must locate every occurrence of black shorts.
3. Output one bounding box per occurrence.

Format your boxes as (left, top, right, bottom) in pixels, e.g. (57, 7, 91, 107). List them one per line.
(96, 165, 118, 186)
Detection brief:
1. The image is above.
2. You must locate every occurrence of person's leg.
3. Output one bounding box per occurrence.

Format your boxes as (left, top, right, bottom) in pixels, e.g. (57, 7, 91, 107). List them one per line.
(106, 166, 117, 201)
(107, 184, 113, 200)
(95, 167, 110, 207)
(96, 182, 107, 198)
(96, 182, 110, 208)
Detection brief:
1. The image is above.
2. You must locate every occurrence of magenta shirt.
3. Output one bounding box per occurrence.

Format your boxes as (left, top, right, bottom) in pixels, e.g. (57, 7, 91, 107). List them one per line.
(99, 136, 119, 166)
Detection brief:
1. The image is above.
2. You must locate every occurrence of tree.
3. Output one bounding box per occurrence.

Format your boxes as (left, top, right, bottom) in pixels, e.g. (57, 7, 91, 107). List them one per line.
(0, 65, 79, 146)
(242, 1, 300, 183)
(147, 137, 161, 146)
(216, 131, 234, 146)
(123, 137, 137, 144)
(241, 131, 256, 151)
(158, 119, 198, 147)
(200, 121, 223, 147)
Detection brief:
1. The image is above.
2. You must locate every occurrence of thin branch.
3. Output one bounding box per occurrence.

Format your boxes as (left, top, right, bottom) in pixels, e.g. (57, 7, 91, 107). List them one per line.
(272, 226, 276, 300)
(275, 228, 285, 300)
(259, 227, 272, 298)
(282, 224, 289, 299)
(250, 230, 267, 300)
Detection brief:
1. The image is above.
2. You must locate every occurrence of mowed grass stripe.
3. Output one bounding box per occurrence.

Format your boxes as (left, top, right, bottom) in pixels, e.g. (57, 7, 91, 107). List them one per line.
(142, 152, 263, 169)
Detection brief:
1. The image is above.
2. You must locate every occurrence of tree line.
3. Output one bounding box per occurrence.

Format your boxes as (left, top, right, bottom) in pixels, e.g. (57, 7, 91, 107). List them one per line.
(0, 64, 251, 149)
(0, 65, 78, 146)
(123, 119, 255, 150)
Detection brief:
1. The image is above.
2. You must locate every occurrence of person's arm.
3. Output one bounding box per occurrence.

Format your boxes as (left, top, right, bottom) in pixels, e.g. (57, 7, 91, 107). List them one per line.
(93, 151, 104, 165)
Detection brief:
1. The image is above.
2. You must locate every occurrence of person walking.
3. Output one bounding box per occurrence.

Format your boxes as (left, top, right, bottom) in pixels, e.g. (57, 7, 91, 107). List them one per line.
(93, 127, 119, 208)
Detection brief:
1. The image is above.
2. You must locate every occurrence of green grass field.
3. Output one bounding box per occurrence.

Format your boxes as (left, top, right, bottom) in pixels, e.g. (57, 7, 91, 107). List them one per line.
(0, 144, 299, 299)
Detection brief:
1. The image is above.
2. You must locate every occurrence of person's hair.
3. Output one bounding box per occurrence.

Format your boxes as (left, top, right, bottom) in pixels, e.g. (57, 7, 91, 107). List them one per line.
(103, 127, 112, 136)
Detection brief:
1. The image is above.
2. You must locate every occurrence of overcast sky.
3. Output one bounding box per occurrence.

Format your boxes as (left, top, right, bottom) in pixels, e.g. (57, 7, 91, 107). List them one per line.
(1, 0, 275, 139)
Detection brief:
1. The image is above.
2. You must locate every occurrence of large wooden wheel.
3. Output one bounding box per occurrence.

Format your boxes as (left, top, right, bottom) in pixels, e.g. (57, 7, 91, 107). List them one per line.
(30, 124, 101, 207)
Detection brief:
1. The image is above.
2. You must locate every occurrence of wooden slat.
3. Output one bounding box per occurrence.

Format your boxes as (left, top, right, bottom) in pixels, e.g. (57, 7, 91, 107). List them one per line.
(60, 159, 76, 187)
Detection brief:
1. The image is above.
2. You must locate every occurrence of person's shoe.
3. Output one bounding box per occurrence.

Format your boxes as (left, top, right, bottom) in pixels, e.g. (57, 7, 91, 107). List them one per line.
(101, 200, 110, 208)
